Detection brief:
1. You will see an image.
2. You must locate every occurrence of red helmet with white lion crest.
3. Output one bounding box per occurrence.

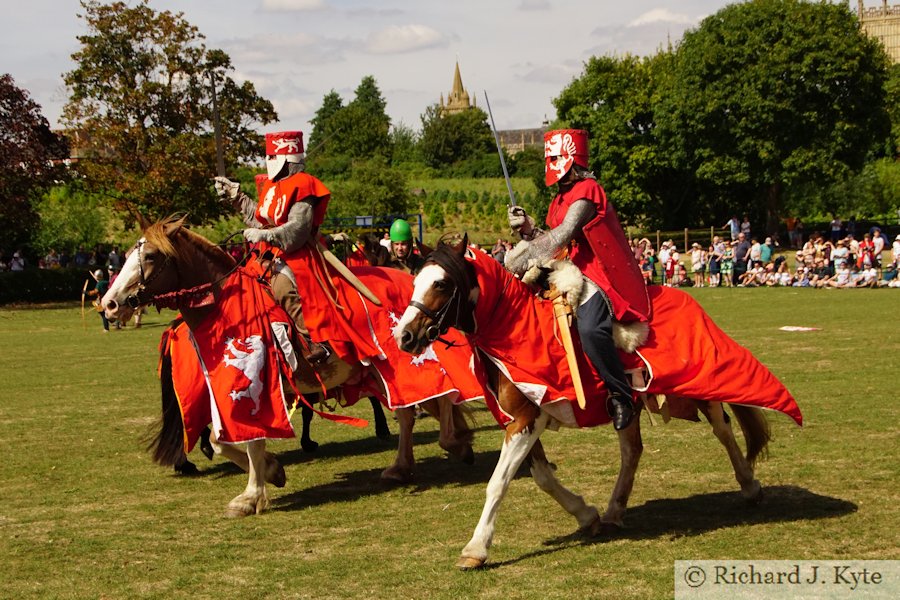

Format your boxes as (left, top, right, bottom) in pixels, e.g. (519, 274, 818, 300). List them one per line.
(543, 129, 589, 187)
(264, 130, 305, 180)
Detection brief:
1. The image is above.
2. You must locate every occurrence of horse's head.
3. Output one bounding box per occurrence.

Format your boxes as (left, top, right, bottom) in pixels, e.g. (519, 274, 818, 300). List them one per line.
(102, 216, 187, 322)
(394, 233, 478, 355)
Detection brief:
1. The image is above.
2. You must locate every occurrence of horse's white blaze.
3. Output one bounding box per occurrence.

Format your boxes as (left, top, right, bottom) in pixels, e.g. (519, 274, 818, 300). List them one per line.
(102, 238, 145, 317)
(393, 263, 448, 346)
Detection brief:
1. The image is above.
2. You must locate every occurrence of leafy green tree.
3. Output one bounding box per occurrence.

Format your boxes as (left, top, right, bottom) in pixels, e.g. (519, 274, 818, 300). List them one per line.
(657, 0, 890, 233)
(419, 104, 495, 170)
(390, 122, 420, 167)
(62, 0, 276, 223)
(884, 64, 900, 157)
(32, 183, 107, 255)
(554, 51, 683, 228)
(308, 77, 392, 178)
(0, 74, 70, 256)
(327, 157, 411, 220)
(307, 90, 344, 156)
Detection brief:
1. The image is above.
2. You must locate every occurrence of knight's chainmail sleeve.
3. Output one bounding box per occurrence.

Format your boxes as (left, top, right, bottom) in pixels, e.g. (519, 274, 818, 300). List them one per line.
(248, 201, 315, 253)
(232, 191, 264, 228)
(504, 199, 596, 276)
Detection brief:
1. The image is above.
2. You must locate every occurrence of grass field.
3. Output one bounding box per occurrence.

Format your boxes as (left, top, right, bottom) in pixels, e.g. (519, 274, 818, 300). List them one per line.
(1, 288, 898, 599)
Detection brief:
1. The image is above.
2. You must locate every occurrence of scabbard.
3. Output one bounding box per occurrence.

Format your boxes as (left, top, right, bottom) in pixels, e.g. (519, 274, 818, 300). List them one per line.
(551, 292, 587, 410)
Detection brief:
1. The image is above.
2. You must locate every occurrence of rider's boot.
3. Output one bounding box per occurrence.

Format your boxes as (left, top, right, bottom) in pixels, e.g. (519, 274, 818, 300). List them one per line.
(272, 272, 331, 364)
(607, 392, 636, 431)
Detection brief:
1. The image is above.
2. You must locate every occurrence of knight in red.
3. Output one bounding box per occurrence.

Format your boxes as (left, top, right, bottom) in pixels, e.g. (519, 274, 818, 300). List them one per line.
(505, 129, 651, 430)
(214, 130, 331, 363)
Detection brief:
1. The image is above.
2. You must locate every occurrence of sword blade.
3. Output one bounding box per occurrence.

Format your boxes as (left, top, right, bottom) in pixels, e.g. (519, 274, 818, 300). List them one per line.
(210, 70, 226, 177)
(484, 91, 517, 207)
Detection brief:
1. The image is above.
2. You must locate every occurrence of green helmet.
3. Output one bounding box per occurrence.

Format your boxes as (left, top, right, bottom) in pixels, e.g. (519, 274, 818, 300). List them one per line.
(389, 219, 413, 242)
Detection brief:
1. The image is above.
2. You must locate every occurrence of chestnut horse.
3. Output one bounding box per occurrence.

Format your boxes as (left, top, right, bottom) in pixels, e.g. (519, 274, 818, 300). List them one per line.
(102, 217, 476, 516)
(394, 237, 802, 569)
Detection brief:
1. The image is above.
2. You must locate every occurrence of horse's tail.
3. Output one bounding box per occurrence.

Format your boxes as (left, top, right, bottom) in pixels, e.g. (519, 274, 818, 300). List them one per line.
(730, 404, 771, 466)
(144, 322, 187, 467)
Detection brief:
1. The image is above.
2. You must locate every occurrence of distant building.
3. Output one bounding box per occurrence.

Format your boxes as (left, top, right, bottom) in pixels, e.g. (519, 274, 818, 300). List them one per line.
(440, 61, 475, 116)
(497, 127, 546, 156)
(438, 62, 545, 155)
(857, 1, 900, 63)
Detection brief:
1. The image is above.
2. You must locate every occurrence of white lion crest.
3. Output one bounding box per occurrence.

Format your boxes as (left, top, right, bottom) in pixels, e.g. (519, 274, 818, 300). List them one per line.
(272, 136, 301, 154)
(223, 335, 266, 415)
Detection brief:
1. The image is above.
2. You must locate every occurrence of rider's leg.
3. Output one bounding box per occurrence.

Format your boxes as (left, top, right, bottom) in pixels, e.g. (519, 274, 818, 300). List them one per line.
(576, 292, 635, 431)
(270, 270, 329, 364)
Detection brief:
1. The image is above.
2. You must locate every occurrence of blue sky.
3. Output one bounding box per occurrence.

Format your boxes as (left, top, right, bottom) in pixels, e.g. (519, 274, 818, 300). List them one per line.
(0, 1, 840, 132)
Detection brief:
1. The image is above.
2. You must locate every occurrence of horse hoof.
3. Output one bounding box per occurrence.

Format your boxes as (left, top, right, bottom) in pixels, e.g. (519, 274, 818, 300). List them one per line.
(301, 439, 319, 453)
(380, 466, 413, 484)
(375, 426, 391, 441)
(456, 556, 486, 571)
(461, 445, 475, 466)
(270, 464, 287, 488)
(743, 481, 764, 505)
(588, 517, 623, 537)
(224, 505, 254, 518)
(174, 460, 199, 476)
(200, 429, 216, 460)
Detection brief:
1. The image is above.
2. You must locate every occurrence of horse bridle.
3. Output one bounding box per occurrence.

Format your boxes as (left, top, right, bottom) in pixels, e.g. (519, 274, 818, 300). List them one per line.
(125, 239, 173, 309)
(408, 286, 460, 344)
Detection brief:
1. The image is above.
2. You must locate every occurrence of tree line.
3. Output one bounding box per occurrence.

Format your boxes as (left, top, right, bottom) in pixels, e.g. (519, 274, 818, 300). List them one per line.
(2, 0, 899, 262)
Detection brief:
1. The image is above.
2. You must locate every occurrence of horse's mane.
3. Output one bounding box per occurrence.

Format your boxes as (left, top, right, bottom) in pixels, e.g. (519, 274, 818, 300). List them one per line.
(428, 238, 477, 295)
(143, 216, 181, 257)
(144, 216, 236, 270)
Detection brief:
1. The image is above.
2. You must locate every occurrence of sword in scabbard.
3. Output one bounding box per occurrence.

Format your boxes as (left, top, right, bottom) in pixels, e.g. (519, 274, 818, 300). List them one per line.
(315, 242, 382, 306)
(484, 91, 517, 208)
(549, 285, 588, 410)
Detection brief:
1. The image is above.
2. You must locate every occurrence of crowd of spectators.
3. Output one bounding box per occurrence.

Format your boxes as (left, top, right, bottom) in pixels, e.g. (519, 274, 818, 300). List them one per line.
(0, 244, 122, 272)
(0, 242, 250, 274)
(628, 226, 900, 290)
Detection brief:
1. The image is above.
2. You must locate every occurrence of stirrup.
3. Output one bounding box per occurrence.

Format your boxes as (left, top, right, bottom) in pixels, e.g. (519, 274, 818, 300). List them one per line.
(303, 339, 331, 364)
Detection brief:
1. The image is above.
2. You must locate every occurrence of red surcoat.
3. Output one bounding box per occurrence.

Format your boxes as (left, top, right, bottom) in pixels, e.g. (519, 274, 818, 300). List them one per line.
(546, 179, 650, 323)
(253, 172, 330, 229)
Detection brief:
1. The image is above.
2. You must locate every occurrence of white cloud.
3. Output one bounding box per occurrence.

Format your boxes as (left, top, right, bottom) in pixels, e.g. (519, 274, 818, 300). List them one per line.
(628, 8, 696, 27)
(515, 60, 582, 85)
(519, 0, 551, 10)
(365, 24, 448, 54)
(261, 0, 326, 11)
(226, 32, 347, 65)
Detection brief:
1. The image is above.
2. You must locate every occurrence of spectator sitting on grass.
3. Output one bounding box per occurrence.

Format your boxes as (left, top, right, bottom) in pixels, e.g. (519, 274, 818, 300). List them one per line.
(826, 264, 853, 288)
(793, 267, 811, 287)
(857, 265, 879, 288)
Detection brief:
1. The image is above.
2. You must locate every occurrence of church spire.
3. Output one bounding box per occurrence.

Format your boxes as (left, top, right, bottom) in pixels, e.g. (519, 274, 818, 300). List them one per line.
(442, 60, 472, 116)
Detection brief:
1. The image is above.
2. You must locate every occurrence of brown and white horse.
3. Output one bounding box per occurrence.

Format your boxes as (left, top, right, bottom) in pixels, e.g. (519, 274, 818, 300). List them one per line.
(102, 217, 476, 516)
(394, 236, 802, 569)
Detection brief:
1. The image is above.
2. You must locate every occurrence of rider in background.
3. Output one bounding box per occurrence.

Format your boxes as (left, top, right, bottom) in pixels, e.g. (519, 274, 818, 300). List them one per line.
(214, 130, 331, 363)
(387, 219, 425, 275)
(505, 129, 650, 431)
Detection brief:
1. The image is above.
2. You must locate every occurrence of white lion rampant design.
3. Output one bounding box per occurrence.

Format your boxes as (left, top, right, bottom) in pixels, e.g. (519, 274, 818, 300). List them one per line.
(272, 136, 301, 154)
(222, 335, 266, 415)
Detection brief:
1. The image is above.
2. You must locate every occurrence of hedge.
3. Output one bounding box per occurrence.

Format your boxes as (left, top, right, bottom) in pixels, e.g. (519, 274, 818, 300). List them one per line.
(0, 269, 94, 304)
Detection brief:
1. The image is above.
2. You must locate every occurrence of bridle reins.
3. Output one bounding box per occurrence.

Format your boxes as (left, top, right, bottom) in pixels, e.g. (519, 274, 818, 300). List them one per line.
(408, 288, 460, 345)
(125, 239, 174, 309)
(123, 232, 247, 310)
(407, 248, 477, 346)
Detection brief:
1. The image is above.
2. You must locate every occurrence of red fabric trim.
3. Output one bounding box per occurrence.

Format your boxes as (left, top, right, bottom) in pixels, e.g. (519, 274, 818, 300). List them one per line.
(255, 173, 330, 228)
